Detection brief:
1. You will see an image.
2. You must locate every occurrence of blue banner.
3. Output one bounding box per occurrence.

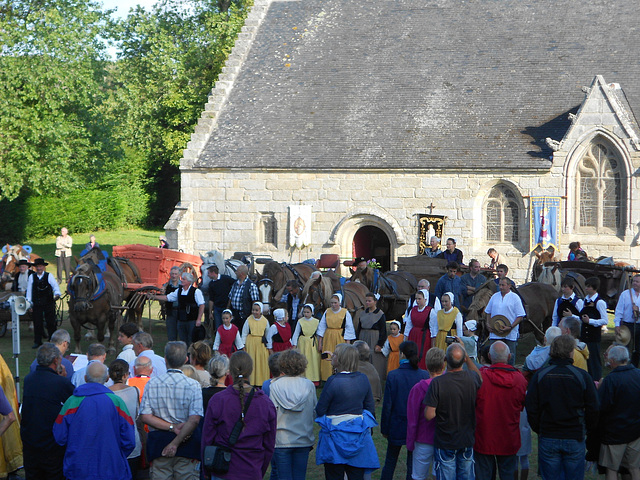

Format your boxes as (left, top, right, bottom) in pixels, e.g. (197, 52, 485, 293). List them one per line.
(530, 197, 561, 251)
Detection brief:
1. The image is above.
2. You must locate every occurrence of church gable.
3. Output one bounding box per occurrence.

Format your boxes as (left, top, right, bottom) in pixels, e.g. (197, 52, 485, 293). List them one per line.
(547, 75, 640, 156)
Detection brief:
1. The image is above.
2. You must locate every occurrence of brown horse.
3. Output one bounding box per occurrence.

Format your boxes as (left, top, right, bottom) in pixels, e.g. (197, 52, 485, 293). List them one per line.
(349, 267, 417, 322)
(109, 256, 151, 328)
(467, 280, 558, 344)
(300, 274, 369, 328)
(256, 261, 318, 313)
(2, 244, 41, 275)
(531, 246, 558, 281)
(67, 263, 124, 354)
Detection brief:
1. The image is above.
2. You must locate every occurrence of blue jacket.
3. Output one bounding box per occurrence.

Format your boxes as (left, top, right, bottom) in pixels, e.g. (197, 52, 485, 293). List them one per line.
(316, 410, 380, 469)
(381, 363, 429, 445)
(53, 383, 135, 480)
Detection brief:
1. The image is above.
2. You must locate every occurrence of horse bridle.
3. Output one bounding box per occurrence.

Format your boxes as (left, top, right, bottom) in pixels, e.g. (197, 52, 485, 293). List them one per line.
(70, 274, 94, 306)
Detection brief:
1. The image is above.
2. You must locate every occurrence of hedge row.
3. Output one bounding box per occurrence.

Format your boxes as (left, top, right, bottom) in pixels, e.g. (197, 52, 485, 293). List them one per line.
(0, 186, 149, 242)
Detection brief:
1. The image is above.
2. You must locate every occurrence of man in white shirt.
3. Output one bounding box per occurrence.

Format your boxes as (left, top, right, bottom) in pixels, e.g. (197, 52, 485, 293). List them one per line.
(575, 276, 608, 380)
(130, 331, 167, 378)
(484, 278, 526, 365)
(26, 258, 61, 349)
(614, 274, 640, 366)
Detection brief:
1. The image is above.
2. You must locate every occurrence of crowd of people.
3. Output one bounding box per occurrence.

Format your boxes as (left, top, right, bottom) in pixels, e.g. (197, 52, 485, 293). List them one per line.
(5, 236, 640, 480)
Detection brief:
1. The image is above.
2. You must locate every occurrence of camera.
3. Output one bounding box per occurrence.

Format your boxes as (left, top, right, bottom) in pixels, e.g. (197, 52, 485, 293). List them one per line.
(445, 336, 456, 345)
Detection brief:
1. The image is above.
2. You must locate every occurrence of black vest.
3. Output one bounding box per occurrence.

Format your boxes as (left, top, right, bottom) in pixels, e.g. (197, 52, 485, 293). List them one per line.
(165, 282, 180, 313)
(33, 272, 54, 306)
(580, 294, 602, 343)
(177, 286, 198, 322)
(556, 295, 580, 321)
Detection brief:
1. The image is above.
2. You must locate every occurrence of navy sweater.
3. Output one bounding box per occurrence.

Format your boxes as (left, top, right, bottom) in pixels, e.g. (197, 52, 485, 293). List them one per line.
(316, 372, 375, 417)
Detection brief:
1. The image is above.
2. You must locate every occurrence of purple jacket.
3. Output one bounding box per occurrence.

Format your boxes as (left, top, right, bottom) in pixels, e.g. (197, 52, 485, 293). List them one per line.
(202, 385, 276, 480)
(406, 378, 436, 451)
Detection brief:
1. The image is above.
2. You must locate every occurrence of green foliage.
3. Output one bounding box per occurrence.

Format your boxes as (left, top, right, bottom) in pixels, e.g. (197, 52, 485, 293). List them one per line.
(0, 0, 251, 226)
(0, 186, 148, 241)
(0, 0, 116, 200)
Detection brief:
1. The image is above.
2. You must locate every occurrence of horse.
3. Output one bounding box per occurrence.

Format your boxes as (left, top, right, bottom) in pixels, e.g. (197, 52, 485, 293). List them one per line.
(256, 260, 318, 313)
(67, 262, 124, 354)
(466, 280, 558, 345)
(537, 264, 587, 298)
(531, 246, 558, 281)
(199, 250, 246, 297)
(300, 274, 369, 329)
(109, 256, 157, 328)
(1, 244, 41, 276)
(349, 266, 417, 322)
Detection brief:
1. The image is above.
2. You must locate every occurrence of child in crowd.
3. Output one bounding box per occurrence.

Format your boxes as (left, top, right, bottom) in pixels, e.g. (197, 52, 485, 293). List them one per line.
(461, 320, 479, 362)
(213, 309, 244, 357)
(267, 308, 293, 354)
(381, 320, 404, 373)
(116, 322, 139, 365)
(291, 304, 321, 384)
(241, 301, 270, 386)
(516, 409, 532, 480)
(262, 351, 282, 397)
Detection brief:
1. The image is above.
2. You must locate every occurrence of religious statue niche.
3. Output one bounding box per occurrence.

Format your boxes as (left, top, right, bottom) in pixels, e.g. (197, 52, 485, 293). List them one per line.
(418, 215, 446, 255)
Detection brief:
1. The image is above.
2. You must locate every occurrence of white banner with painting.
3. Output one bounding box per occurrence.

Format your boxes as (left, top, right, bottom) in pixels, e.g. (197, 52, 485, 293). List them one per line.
(289, 205, 312, 249)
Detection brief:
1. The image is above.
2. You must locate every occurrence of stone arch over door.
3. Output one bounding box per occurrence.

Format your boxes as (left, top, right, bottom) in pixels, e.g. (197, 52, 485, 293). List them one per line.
(328, 209, 404, 271)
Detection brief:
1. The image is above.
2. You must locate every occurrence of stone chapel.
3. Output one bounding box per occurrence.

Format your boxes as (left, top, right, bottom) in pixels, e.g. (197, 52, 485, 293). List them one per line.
(165, 0, 640, 282)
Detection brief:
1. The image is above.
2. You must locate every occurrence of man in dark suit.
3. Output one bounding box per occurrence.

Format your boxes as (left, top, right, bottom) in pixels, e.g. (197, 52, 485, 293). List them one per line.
(207, 265, 236, 334)
(11, 259, 33, 294)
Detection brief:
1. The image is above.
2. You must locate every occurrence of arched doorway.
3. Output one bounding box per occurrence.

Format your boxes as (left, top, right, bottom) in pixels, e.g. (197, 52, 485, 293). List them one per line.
(352, 226, 391, 271)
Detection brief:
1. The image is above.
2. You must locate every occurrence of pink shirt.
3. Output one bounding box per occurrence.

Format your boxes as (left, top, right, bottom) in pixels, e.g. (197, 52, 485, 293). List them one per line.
(406, 378, 436, 451)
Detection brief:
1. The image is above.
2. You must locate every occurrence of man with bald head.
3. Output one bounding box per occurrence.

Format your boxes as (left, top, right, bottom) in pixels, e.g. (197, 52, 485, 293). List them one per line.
(425, 341, 482, 479)
(228, 264, 260, 329)
(54, 362, 135, 480)
(474, 341, 527, 480)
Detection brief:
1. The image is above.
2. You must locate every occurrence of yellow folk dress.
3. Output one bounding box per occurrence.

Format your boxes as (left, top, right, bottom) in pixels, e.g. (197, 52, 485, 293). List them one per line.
(320, 308, 347, 381)
(297, 317, 321, 382)
(434, 307, 460, 351)
(243, 315, 270, 386)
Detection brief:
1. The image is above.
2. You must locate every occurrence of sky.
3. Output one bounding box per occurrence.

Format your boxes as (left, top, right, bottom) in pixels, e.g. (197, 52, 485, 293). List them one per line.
(101, 0, 158, 19)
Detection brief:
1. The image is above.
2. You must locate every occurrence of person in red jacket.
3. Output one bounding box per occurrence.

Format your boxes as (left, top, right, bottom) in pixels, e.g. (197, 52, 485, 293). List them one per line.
(474, 340, 527, 480)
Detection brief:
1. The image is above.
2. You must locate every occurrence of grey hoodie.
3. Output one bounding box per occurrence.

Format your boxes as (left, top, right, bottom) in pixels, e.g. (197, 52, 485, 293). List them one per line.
(269, 376, 317, 448)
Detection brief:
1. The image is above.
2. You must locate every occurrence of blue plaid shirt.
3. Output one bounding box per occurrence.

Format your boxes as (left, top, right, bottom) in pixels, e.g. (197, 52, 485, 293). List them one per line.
(229, 278, 260, 314)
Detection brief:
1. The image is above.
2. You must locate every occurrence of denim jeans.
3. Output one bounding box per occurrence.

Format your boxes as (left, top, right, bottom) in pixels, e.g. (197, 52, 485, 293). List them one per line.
(434, 446, 475, 480)
(271, 446, 311, 480)
(412, 442, 435, 480)
(473, 452, 516, 480)
(537, 436, 585, 480)
(213, 305, 225, 333)
(381, 443, 413, 480)
(178, 320, 195, 347)
(166, 310, 178, 341)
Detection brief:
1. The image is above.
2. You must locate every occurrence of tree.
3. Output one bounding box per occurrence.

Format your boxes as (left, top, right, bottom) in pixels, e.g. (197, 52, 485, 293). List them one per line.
(0, 0, 117, 200)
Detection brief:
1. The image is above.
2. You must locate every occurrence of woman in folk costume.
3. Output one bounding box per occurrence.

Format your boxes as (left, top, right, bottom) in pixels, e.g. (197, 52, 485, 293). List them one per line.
(241, 301, 270, 386)
(292, 304, 321, 384)
(266, 308, 293, 353)
(403, 289, 438, 370)
(317, 293, 356, 382)
(433, 292, 464, 351)
(357, 292, 388, 382)
(382, 320, 404, 373)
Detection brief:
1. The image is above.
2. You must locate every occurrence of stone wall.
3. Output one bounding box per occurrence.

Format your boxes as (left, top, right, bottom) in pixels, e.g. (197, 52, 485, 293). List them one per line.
(167, 168, 639, 284)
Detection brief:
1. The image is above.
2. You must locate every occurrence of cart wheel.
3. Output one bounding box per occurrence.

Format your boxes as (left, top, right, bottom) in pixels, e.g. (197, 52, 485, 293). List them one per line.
(0, 321, 7, 338)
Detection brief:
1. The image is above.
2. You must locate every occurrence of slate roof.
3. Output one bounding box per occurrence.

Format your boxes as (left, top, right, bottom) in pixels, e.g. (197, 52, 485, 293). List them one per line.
(196, 0, 640, 171)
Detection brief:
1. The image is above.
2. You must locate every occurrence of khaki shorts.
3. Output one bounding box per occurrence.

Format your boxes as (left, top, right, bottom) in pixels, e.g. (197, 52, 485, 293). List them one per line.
(599, 437, 640, 471)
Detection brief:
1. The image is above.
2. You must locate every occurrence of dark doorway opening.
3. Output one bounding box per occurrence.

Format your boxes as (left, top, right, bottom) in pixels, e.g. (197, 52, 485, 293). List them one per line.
(352, 226, 391, 271)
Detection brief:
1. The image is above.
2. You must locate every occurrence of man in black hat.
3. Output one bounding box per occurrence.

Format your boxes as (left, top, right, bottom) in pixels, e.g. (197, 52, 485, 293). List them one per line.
(26, 258, 61, 348)
(12, 259, 33, 294)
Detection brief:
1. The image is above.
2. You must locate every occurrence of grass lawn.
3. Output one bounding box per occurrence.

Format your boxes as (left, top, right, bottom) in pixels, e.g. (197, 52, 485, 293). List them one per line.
(22, 227, 164, 266)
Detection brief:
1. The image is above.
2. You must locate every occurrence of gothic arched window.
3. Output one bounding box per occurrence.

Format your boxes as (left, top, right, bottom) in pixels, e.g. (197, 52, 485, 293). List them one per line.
(486, 185, 519, 244)
(575, 141, 622, 233)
